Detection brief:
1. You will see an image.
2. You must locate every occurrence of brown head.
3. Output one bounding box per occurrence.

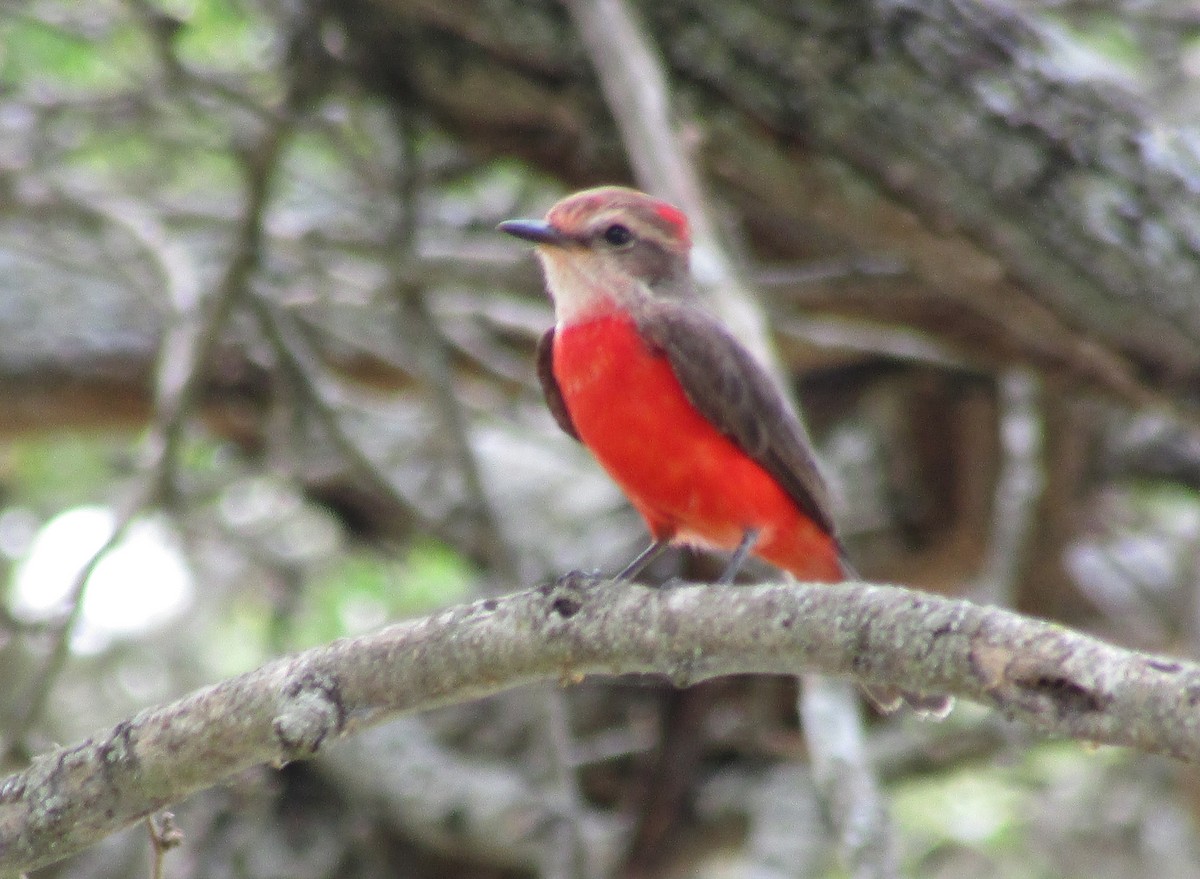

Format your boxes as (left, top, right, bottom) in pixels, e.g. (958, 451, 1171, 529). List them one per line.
(499, 186, 693, 323)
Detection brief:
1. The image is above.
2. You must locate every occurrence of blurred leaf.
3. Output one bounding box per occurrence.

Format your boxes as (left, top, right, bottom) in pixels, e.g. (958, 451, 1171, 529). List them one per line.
(172, 0, 275, 73)
(893, 739, 1127, 877)
(1, 13, 145, 92)
(287, 541, 474, 649)
(206, 591, 274, 677)
(2, 433, 131, 511)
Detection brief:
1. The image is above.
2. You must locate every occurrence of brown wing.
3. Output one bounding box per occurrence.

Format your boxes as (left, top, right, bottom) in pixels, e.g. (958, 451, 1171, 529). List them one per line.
(635, 302, 838, 539)
(536, 326, 580, 441)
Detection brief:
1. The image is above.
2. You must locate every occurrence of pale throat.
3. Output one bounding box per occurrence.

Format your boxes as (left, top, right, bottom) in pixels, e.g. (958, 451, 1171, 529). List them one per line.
(538, 248, 644, 325)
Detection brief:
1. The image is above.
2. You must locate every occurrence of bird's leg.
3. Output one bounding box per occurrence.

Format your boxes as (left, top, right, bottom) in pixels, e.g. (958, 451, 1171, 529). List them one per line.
(615, 539, 672, 581)
(717, 529, 760, 585)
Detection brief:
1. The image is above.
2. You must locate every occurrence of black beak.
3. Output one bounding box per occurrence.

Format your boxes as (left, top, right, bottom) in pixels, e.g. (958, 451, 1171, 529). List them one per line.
(497, 219, 573, 247)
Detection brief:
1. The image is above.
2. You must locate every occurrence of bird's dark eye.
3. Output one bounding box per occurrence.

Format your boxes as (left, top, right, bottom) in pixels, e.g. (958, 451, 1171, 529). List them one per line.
(601, 224, 634, 247)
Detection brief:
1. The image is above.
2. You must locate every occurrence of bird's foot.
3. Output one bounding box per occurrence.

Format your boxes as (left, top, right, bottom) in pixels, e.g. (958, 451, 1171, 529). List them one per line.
(550, 568, 602, 589)
(648, 576, 688, 590)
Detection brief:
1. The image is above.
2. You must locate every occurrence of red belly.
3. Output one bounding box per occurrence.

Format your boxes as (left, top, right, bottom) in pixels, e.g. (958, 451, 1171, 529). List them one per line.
(553, 311, 842, 581)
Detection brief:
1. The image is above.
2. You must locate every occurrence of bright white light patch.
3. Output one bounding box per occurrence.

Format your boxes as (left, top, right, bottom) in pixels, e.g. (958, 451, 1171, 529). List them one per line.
(10, 506, 194, 654)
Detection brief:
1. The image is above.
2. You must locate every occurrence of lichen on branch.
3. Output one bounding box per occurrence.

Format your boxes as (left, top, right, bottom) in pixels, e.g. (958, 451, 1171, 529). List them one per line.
(1, 575, 1197, 874)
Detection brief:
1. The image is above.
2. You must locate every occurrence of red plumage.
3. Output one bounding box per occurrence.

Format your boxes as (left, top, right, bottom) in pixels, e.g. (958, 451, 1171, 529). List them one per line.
(553, 311, 843, 582)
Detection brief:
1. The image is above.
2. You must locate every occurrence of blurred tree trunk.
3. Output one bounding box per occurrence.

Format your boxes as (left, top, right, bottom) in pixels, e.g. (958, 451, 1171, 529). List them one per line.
(343, 0, 1200, 403)
(7, 0, 1199, 425)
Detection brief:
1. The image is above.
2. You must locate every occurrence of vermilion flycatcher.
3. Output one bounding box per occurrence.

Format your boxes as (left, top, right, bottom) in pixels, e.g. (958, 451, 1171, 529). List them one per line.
(500, 185, 846, 584)
(501, 187, 948, 714)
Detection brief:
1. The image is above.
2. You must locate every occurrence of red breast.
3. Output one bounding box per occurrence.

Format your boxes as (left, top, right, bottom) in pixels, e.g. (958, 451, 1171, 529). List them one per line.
(553, 311, 843, 582)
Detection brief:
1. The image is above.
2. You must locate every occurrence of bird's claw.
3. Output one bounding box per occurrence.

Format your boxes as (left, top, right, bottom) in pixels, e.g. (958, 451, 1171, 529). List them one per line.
(552, 568, 602, 588)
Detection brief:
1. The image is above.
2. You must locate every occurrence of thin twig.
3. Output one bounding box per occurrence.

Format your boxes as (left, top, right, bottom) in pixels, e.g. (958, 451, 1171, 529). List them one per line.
(753, 255, 909, 288)
(2, 502, 139, 763)
(145, 810, 183, 879)
(245, 292, 444, 539)
(971, 369, 1046, 607)
(779, 315, 969, 370)
(145, 117, 288, 503)
(386, 110, 520, 581)
(536, 687, 600, 879)
(799, 676, 898, 879)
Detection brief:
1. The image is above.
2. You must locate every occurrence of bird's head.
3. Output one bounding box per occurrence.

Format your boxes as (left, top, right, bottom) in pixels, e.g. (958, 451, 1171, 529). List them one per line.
(499, 186, 693, 323)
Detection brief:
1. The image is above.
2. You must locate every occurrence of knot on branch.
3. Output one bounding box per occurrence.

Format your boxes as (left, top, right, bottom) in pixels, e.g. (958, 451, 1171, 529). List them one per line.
(970, 639, 1111, 719)
(97, 720, 138, 777)
(271, 670, 346, 764)
(0, 771, 27, 803)
(540, 570, 595, 620)
(1015, 674, 1109, 716)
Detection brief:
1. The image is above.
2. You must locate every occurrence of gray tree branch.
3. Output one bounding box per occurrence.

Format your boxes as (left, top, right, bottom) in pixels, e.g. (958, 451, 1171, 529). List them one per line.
(799, 675, 898, 879)
(1, 575, 1196, 874)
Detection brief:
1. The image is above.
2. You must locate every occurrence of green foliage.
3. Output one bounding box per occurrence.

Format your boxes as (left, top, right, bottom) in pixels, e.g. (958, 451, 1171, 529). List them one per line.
(893, 727, 1128, 877)
(2, 433, 132, 512)
(286, 541, 475, 650)
(0, 10, 146, 93)
(894, 754, 1027, 854)
(1, 0, 277, 192)
(169, 0, 274, 72)
(1046, 13, 1143, 69)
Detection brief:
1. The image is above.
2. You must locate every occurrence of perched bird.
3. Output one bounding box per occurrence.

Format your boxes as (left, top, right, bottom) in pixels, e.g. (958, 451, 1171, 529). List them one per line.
(500, 186, 948, 715)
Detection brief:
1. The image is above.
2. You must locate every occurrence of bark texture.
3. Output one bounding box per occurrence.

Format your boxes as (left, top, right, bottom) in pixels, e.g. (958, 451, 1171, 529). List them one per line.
(2, 575, 1198, 874)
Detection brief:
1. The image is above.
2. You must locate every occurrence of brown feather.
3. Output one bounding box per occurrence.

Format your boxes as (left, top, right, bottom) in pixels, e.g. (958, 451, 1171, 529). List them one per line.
(536, 327, 580, 441)
(634, 300, 840, 543)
